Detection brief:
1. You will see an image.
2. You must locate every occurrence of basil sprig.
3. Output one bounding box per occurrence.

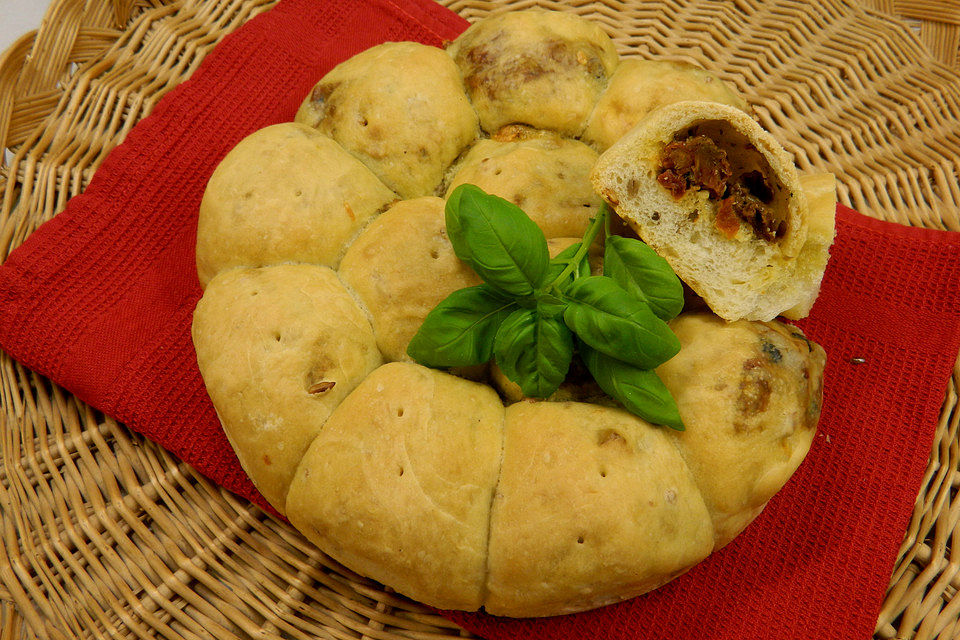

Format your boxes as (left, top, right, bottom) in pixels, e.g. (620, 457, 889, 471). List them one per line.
(407, 184, 686, 430)
(580, 343, 685, 431)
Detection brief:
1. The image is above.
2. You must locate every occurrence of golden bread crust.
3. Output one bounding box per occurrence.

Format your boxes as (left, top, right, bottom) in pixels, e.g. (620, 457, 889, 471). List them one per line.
(338, 197, 482, 362)
(192, 264, 382, 512)
(296, 42, 479, 199)
(285, 362, 504, 611)
(485, 401, 714, 617)
(196, 123, 395, 287)
(660, 313, 824, 547)
(445, 131, 603, 238)
(448, 10, 619, 136)
(583, 59, 749, 151)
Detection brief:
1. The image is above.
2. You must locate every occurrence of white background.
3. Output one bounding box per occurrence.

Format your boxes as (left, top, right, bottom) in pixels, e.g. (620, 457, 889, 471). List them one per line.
(0, 0, 55, 55)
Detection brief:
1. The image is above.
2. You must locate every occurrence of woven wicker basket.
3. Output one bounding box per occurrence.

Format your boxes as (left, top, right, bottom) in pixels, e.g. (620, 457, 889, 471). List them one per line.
(1, 1, 959, 638)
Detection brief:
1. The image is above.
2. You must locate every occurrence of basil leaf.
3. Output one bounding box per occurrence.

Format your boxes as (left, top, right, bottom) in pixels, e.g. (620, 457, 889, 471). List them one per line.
(406, 285, 516, 367)
(446, 184, 549, 296)
(536, 292, 567, 319)
(546, 242, 590, 290)
(563, 276, 680, 369)
(494, 308, 573, 399)
(580, 344, 684, 430)
(604, 236, 683, 321)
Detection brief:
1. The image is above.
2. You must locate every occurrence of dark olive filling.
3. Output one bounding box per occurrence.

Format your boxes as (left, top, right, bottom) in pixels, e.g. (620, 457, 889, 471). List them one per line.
(656, 134, 784, 242)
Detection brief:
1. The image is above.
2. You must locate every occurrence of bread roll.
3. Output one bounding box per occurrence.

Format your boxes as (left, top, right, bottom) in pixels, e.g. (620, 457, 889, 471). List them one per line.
(296, 42, 479, 198)
(285, 362, 504, 611)
(338, 197, 481, 362)
(657, 312, 824, 547)
(196, 123, 395, 287)
(591, 101, 834, 321)
(782, 173, 837, 319)
(445, 128, 603, 238)
(448, 10, 619, 136)
(192, 265, 382, 513)
(583, 59, 749, 151)
(485, 401, 714, 617)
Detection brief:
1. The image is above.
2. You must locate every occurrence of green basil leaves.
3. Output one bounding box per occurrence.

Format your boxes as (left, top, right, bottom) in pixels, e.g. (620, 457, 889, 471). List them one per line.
(407, 184, 687, 430)
(580, 344, 685, 430)
(546, 241, 590, 288)
(494, 308, 574, 399)
(406, 285, 516, 367)
(603, 235, 684, 321)
(445, 184, 549, 297)
(563, 276, 680, 369)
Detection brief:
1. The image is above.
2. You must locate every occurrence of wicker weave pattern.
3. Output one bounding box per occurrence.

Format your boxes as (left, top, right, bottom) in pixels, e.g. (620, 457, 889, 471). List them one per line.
(876, 0, 960, 67)
(1, 1, 959, 639)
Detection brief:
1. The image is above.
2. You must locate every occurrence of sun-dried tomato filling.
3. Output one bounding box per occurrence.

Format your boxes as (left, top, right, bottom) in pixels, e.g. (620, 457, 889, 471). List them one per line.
(656, 134, 784, 241)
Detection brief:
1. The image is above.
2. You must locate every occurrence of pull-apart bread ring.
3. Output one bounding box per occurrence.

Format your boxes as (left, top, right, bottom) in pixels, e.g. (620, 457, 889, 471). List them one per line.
(591, 101, 834, 321)
(192, 7, 830, 619)
(195, 296, 824, 615)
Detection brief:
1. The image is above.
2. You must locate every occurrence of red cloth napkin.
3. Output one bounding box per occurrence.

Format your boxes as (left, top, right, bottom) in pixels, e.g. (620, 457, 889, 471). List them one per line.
(0, 1, 958, 639)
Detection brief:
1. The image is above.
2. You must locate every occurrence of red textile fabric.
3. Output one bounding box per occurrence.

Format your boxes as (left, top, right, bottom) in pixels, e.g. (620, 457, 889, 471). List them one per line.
(0, 1, 958, 639)
(0, 0, 469, 515)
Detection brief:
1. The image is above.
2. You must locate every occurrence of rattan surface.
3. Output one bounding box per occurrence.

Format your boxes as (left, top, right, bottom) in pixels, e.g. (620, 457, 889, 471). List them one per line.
(1, 1, 959, 638)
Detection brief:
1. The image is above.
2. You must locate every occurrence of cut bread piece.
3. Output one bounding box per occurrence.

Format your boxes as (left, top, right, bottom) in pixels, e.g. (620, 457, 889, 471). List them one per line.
(591, 101, 834, 321)
(781, 173, 837, 319)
